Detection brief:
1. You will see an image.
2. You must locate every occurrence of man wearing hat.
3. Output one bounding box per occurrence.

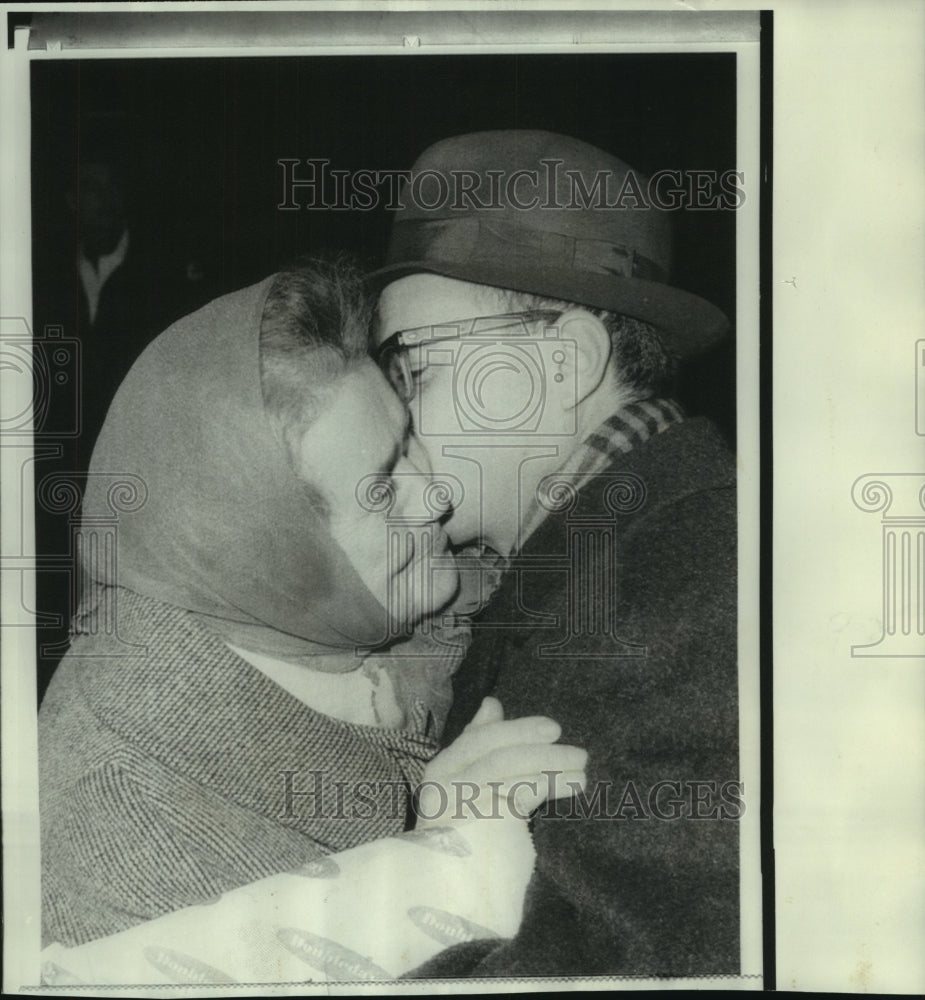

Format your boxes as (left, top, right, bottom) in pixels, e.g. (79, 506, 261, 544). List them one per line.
(372, 131, 739, 977)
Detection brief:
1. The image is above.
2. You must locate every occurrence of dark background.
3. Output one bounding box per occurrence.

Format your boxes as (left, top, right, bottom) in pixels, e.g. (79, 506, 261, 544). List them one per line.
(31, 52, 737, 697)
(33, 54, 736, 308)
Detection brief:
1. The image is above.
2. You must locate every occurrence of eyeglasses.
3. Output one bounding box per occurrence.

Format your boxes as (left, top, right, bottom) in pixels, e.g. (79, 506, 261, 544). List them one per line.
(376, 310, 562, 404)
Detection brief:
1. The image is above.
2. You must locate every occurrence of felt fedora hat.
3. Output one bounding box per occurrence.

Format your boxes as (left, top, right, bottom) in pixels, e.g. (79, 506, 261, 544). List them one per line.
(370, 130, 729, 357)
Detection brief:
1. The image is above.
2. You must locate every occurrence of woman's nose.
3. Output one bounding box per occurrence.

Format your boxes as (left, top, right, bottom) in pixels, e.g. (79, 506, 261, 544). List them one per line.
(397, 440, 453, 523)
(404, 433, 433, 477)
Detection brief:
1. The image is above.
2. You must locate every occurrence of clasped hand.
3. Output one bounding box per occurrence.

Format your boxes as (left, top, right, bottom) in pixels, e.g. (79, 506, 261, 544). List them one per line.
(415, 697, 588, 830)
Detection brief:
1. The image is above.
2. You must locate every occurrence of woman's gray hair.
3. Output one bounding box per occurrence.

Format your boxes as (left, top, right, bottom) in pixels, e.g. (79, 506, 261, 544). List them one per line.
(259, 255, 373, 512)
(259, 254, 373, 463)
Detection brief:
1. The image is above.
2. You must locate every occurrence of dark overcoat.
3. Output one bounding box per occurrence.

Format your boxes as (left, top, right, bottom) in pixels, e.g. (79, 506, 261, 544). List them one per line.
(412, 416, 741, 977)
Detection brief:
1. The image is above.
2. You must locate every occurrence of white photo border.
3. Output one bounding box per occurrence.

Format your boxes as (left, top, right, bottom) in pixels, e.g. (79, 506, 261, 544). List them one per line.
(5, 3, 763, 995)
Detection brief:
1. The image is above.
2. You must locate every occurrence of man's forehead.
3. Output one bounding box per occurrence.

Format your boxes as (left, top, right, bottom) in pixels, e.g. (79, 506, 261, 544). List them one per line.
(375, 274, 509, 345)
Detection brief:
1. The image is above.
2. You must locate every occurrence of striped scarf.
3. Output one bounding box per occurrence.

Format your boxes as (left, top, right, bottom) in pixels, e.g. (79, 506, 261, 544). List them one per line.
(518, 396, 685, 551)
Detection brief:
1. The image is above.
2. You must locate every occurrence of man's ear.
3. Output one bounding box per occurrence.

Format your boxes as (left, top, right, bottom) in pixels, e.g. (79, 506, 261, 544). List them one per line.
(555, 309, 612, 408)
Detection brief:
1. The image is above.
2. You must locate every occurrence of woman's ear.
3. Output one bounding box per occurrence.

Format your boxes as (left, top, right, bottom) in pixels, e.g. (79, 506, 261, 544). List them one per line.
(554, 309, 613, 409)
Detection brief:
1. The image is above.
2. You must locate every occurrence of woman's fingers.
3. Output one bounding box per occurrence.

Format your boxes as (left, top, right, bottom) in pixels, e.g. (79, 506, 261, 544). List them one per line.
(466, 696, 504, 728)
(508, 768, 588, 816)
(425, 715, 563, 780)
(416, 702, 590, 830)
(416, 762, 587, 826)
(461, 742, 588, 786)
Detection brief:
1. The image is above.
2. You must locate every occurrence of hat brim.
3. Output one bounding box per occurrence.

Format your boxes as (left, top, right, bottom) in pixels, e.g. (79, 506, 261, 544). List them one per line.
(368, 259, 730, 358)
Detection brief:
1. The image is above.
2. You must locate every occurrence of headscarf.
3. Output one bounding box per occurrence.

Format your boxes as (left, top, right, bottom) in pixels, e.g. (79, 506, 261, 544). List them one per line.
(79, 276, 407, 667)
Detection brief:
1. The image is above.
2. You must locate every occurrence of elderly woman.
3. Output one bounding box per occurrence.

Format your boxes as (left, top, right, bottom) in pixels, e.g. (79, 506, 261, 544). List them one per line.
(39, 258, 585, 949)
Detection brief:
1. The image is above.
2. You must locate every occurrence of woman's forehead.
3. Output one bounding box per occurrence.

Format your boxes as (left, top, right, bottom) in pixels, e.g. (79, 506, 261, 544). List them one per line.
(301, 363, 406, 473)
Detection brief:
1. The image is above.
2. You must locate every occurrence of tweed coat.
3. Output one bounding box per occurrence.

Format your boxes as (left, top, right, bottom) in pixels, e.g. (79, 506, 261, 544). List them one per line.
(39, 588, 437, 947)
(410, 416, 740, 978)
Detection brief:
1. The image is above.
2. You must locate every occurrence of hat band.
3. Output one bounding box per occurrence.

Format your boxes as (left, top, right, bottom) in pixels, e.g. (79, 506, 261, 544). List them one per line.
(386, 217, 667, 285)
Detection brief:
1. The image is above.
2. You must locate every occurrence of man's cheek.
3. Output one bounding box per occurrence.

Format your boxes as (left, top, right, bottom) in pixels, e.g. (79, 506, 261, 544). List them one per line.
(416, 377, 457, 440)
